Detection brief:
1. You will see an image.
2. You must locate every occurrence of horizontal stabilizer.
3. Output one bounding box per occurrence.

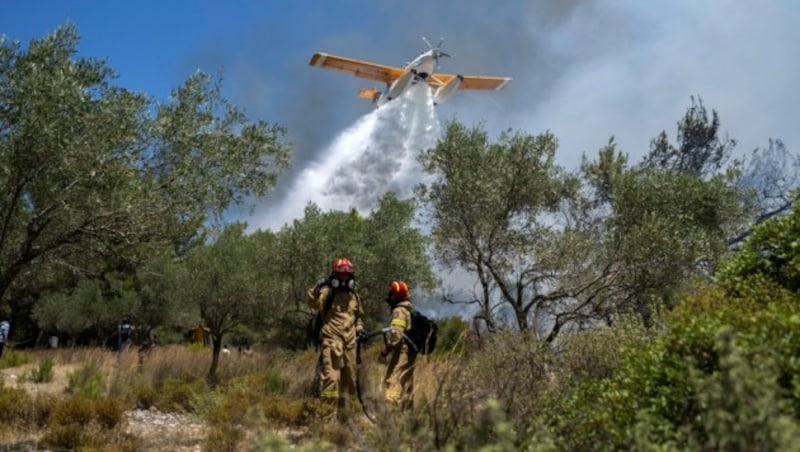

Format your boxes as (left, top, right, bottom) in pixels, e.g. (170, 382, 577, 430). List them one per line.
(359, 87, 379, 101)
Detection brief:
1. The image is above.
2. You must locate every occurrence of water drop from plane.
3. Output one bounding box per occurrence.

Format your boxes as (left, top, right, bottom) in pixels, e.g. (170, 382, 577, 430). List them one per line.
(252, 83, 441, 231)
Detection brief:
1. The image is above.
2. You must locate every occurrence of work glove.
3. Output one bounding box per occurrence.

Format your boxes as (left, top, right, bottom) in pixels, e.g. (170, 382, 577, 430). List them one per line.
(356, 329, 369, 344)
(378, 346, 391, 364)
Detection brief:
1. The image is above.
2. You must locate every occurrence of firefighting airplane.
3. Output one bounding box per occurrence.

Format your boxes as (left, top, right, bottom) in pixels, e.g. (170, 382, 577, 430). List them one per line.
(308, 37, 511, 107)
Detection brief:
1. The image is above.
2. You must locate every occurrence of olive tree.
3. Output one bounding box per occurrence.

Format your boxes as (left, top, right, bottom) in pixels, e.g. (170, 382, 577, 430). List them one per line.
(171, 224, 270, 382)
(577, 98, 752, 325)
(417, 121, 584, 336)
(0, 24, 290, 318)
(32, 277, 137, 347)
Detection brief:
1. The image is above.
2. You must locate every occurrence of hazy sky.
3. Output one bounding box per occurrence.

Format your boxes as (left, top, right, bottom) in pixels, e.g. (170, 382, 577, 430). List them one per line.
(4, 0, 799, 230)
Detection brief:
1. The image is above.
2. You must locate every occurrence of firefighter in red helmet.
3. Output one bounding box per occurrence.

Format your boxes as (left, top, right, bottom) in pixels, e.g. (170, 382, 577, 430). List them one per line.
(307, 258, 365, 420)
(379, 280, 417, 409)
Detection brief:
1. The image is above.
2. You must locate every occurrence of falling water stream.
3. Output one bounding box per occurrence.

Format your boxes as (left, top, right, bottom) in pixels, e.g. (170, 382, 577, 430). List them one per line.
(255, 83, 441, 231)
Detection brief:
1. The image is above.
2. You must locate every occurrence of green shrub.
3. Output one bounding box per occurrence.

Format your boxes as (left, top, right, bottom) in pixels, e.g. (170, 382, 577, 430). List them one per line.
(299, 398, 337, 423)
(156, 377, 206, 412)
(51, 397, 95, 428)
(132, 380, 157, 409)
(27, 357, 55, 383)
(31, 393, 57, 428)
(0, 385, 33, 426)
(717, 190, 800, 294)
(0, 350, 31, 369)
(0, 387, 57, 432)
(556, 313, 655, 382)
(93, 397, 126, 429)
(66, 360, 105, 398)
(433, 316, 470, 355)
(203, 389, 249, 451)
(319, 422, 353, 449)
(689, 329, 800, 450)
(40, 395, 132, 451)
(203, 389, 305, 451)
(462, 398, 517, 451)
(234, 368, 290, 396)
(260, 395, 305, 425)
(50, 396, 125, 429)
(541, 279, 800, 450)
(40, 424, 87, 450)
(263, 368, 290, 395)
(40, 424, 138, 451)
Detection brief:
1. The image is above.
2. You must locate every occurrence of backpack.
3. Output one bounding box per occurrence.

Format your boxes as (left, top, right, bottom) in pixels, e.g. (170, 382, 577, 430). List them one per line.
(307, 289, 331, 349)
(402, 307, 438, 355)
(307, 308, 328, 349)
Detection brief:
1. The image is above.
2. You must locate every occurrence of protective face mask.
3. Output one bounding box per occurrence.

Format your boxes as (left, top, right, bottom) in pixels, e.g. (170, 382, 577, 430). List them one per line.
(330, 276, 355, 290)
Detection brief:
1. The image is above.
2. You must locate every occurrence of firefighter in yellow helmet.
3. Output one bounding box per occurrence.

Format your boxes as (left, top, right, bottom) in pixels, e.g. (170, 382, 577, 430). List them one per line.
(378, 280, 417, 409)
(307, 258, 365, 420)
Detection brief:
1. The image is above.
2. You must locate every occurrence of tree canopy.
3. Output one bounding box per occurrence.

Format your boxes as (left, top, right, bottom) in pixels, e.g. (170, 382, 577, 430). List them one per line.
(417, 121, 581, 334)
(271, 193, 437, 336)
(0, 24, 290, 310)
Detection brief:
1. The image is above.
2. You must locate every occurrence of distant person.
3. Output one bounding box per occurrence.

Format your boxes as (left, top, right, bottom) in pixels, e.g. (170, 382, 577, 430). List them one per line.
(222, 344, 231, 355)
(137, 325, 156, 365)
(190, 321, 211, 346)
(139, 324, 156, 354)
(0, 319, 10, 358)
(378, 281, 418, 409)
(118, 318, 133, 352)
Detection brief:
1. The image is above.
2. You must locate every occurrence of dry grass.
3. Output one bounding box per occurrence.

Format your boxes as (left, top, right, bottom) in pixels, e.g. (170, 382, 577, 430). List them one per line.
(0, 345, 524, 450)
(0, 336, 517, 451)
(0, 345, 292, 450)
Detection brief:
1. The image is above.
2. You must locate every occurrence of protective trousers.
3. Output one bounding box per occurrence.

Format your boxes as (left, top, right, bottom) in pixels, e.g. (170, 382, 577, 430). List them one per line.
(318, 338, 358, 417)
(384, 347, 417, 409)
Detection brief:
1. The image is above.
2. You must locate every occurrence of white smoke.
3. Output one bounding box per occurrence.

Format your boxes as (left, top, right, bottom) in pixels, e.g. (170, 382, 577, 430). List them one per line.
(252, 83, 441, 231)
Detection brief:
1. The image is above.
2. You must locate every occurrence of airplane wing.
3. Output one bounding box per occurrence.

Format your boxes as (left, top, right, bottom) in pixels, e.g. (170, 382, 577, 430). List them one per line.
(309, 52, 405, 84)
(428, 73, 511, 91)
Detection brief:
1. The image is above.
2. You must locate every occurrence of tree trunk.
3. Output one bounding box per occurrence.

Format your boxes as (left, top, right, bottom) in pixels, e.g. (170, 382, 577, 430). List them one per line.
(514, 304, 529, 332)
(208, 334, 222, 386)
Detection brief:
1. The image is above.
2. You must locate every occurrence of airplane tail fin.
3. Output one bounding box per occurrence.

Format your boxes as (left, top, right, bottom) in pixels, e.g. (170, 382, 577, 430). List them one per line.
(359, 87, 380, 102)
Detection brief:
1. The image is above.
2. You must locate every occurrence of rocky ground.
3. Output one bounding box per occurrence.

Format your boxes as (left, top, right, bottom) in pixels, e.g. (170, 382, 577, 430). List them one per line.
(0, 360, 319, 451)
(0, 362, 208, 450)
(125, 407, 206, 451)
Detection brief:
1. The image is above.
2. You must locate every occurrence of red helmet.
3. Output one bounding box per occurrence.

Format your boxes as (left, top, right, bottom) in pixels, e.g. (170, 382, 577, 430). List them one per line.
(389, 280, 410, 300)
(331, 258, 354, 276)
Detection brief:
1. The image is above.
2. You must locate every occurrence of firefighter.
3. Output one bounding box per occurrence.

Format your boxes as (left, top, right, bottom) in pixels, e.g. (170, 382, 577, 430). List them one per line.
(307, 257, 365, 420)
(379, 280, 417, 409)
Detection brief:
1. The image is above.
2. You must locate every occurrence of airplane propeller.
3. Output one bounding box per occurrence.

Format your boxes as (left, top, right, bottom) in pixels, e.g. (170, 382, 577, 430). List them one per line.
(422, 36, 451, 59)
